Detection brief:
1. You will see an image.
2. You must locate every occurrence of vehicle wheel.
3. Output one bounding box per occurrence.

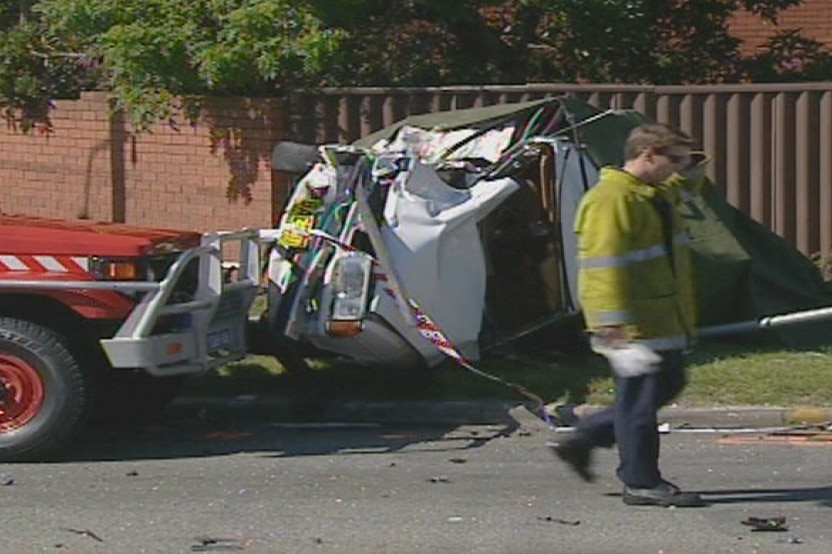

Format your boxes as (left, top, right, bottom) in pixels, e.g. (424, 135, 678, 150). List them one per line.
(0, 318, 92, 461)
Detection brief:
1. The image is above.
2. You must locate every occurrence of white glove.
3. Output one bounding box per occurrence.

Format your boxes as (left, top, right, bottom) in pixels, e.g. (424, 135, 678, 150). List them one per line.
(590, 337, 662, 378)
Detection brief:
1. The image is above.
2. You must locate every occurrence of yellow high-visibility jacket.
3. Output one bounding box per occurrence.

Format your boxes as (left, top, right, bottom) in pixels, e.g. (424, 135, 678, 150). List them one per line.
(574, 167, 697, 351)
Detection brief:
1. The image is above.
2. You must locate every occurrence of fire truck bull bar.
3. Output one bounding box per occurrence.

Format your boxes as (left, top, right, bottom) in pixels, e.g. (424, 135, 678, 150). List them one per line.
(0, 230, 261, 376)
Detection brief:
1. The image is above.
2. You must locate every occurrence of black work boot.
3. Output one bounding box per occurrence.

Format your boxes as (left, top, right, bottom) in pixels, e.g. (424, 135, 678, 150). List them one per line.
(622, 482, 706, 507)
(547, 436, 595, 483)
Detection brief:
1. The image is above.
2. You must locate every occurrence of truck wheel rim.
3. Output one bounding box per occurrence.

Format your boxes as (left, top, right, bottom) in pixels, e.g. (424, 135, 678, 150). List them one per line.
(0, 354, 45, 432)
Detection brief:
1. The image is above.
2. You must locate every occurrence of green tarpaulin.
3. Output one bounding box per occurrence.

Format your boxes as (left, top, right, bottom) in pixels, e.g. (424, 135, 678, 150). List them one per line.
(356, 97, 832, 348)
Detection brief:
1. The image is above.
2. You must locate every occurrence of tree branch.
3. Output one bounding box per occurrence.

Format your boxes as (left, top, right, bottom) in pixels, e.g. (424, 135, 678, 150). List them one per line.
(29, 50, 87, 59)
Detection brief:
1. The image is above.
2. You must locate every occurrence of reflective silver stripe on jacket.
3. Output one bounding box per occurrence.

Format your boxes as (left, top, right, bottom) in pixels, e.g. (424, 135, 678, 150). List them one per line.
(596, 310, 633, 325)
(632, 335, 689, 352)
(579, 243, 667, 270)
(579, 232, 690, 270)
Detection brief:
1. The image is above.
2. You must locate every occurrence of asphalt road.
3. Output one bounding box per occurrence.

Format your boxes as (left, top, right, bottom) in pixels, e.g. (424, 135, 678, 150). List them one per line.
(0, 405, 831, 554)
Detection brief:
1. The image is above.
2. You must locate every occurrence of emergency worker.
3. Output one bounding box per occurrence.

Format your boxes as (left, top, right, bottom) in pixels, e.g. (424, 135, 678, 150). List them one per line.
(551, 123, 705, 508)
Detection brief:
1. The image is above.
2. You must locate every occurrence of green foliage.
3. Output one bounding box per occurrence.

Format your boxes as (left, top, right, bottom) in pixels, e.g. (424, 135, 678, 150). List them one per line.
(519, 0, 815, 84)
(0, 21, 50, 127)
(0, 2, 93, 130)
(17, 0, 341, 130)
(310, 0, 831, 86)
(740, 0, 803, 20)
(744, 30, 832, 81)
(198, 2, 341, 92)
(0, 0, 829, 131)
(322, 0, 512, 86)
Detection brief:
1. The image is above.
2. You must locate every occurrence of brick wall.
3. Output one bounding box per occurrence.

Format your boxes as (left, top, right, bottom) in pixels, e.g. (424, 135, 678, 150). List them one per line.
(0, 91, 287, 233)
(730, 0, 832, 56)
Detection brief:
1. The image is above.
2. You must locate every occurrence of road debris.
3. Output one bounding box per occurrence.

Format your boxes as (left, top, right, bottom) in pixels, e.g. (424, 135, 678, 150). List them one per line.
(428, 476, 451, 483)
(62, 528, 104, 542)
(741, 516, 789, 532)
(537, 516, 581, 526)
(191, 535, 245, 551)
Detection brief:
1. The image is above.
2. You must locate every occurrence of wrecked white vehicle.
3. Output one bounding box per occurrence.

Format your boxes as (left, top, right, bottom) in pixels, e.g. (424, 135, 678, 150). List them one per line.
(264, 97, 832, 370)
(266, 99, 583, 369)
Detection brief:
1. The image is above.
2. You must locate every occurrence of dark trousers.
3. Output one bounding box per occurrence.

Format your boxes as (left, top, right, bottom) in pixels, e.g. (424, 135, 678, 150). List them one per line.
(574, 349, 687, 488)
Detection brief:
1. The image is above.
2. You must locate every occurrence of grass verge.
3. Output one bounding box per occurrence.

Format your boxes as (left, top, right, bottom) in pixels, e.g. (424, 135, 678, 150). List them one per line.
(181, 339, 832, 408)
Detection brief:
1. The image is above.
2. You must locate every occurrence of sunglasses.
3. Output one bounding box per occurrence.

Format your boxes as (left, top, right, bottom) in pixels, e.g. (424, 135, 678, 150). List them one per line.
(658, 151, 689, 165)
(665, 153, 686, 164)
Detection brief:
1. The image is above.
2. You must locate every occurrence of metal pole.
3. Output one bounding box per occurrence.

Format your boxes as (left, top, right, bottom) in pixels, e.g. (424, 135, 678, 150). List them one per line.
(699, 305, 832, 338)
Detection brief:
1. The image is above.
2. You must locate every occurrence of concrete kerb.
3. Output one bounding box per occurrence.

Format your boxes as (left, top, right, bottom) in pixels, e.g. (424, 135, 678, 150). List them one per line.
(662, 406, 832, 429)
(170, 396, 832, 430)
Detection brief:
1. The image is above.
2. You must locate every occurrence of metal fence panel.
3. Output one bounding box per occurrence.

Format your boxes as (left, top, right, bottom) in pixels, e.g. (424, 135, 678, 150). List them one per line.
(288, 84, 832, 256)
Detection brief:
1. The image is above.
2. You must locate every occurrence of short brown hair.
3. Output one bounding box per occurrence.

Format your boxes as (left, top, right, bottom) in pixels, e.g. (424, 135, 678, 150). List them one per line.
(624, 123, 695, 161)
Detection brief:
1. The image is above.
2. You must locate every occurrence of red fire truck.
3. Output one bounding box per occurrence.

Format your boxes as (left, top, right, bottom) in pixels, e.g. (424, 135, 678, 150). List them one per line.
(0, 215, 259, 461)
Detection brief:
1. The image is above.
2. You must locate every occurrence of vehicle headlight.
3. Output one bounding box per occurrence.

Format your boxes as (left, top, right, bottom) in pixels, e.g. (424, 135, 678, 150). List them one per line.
(330, 253, 372, 321)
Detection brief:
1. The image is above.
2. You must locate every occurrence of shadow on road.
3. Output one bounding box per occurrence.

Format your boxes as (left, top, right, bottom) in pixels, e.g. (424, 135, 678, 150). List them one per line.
(698, 486, 832, 506)
(39, 403, 520, 464)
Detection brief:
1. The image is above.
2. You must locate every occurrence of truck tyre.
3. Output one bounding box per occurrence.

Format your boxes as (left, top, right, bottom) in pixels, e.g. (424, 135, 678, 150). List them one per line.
(0, 318, 91, 461)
